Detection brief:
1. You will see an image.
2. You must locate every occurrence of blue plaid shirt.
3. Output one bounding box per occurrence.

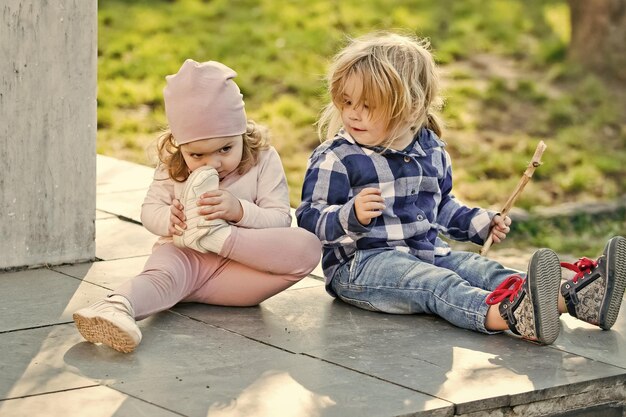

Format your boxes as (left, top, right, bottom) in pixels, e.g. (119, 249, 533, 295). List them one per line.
(296, 127, 495, 289)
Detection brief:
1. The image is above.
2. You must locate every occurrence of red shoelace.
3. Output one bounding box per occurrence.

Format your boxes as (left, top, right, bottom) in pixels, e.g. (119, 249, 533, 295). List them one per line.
(486, 275, 525, 305)
(559, 257, 597, 283)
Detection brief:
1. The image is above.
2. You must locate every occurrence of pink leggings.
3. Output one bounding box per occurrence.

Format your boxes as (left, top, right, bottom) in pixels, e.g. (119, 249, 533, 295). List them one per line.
(114, 227, 321, 320)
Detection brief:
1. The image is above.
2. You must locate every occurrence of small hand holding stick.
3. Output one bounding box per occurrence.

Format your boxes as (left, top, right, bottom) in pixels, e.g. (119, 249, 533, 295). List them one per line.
(480, 141, 547, 256)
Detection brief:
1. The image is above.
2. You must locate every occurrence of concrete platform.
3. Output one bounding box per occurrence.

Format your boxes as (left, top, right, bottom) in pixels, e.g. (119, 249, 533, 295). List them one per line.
(1, 155, 625, 417)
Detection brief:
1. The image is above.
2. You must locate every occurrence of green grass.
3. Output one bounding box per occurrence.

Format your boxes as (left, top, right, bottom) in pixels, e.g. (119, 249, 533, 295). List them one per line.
(503, 208, 626, 256)
(98, 0, 626, 252)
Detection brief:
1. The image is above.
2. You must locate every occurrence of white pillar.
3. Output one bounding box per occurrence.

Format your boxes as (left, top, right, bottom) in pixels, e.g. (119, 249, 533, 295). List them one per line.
(1, 0, 97, 269)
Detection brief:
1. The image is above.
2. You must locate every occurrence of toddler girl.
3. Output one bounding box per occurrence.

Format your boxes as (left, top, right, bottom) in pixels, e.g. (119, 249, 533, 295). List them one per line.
(296, 32, 626, 344)
(74, 59, 321, 353)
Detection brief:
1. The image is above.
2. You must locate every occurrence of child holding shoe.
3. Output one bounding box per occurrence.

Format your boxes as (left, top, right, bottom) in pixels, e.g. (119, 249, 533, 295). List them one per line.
(296, 31, 626, 344)
(74, 59, 321, 353)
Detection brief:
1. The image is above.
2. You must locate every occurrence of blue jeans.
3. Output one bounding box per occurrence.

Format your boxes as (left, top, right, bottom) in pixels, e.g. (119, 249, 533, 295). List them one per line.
(329, 248, 523, 333)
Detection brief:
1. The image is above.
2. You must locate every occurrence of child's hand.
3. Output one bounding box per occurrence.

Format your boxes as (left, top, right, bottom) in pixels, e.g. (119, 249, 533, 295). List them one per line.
(169, 198, 186, 236)
(355, 187, 385, 226)
(198, 190, 244, 223)
(490, 214, 512, 244)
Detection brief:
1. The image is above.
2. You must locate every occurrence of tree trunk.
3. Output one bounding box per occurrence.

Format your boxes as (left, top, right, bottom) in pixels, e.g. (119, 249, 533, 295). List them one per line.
(568, 0, 626, 81)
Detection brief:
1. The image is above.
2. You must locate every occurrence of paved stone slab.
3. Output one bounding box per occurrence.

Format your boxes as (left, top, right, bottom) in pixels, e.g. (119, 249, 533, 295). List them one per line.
(0, 385, 180, 417)
(0, 269, 447, 415)
(0, 268, 107, 332)
(0, 325, 99, 399)
(0, 329, 196, 417)
(83, 314, 451, 417)
(3, 317, 450, 417)
(96, 190, 147, 224)
(96, 154, 153, 194)
(96, 217, 156, 261)
(554, 311, 626, 369)
(96, 155, 152, 226)
(174, 285, 626, 414)
(0, 376, 179, 417)
(54, 257, 150, 290)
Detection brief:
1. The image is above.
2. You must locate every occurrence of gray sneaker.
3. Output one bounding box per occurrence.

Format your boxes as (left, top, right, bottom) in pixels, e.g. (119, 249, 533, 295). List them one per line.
(173, 166, 228, 253)
(560, 236, 626, 330)
(73, 295, 142, 353)
(487, 248, 562, 344)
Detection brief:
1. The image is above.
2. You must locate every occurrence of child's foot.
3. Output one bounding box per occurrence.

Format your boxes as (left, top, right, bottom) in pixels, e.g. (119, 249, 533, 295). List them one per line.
(73, 295, 142, 353)
(560, 236, 626, 330)
(487, 248, 562, 344)
(173, 166, 229, 253)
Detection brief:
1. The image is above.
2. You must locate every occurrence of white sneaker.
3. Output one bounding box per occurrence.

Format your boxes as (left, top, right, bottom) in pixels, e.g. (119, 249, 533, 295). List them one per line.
(73, 295, 142, 353)
(173, 166, 229, 253)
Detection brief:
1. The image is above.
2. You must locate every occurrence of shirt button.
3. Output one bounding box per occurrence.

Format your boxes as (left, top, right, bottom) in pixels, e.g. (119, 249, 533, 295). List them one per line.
(404, 156, 410, 163)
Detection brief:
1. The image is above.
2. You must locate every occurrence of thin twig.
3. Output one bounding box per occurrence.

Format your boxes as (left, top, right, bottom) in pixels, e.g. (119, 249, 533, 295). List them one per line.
(480, 141, 547, 256)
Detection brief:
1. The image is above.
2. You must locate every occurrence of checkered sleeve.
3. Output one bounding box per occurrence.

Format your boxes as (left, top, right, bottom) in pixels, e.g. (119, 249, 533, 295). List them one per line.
(436, 150, 497, 244)
(296, 149, 371, 246)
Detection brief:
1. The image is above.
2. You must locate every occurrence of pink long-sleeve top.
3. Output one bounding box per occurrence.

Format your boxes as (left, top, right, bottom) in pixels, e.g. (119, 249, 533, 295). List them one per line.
(141, 146, 292, 244)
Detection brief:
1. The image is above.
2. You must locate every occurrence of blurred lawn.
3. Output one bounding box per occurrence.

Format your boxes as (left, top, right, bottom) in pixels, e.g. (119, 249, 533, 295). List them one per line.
(98, 0, 625, 254)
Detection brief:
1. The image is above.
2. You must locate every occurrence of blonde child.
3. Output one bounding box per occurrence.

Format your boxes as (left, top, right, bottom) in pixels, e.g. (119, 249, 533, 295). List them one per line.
(296, 32, 626, 344)
(74, 59, 321, 353)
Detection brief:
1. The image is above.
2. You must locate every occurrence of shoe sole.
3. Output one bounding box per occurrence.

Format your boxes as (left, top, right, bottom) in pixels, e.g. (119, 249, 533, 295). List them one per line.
(173, 166, 219, 249)
(73, 313, 138, 353)
(600, 236, 626, 330)
(528, 248, 562, 344)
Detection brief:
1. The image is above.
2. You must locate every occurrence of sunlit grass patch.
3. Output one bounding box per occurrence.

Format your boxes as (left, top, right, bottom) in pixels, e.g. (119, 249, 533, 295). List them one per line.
(98, 0, 626, 251)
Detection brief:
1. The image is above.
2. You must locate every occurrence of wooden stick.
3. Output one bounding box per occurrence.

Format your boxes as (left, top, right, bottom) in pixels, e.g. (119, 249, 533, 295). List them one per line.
(479, 141, 547, 256)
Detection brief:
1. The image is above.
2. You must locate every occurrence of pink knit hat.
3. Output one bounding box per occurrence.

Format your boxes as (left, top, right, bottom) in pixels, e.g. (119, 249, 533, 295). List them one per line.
(163, 59, 247, 145)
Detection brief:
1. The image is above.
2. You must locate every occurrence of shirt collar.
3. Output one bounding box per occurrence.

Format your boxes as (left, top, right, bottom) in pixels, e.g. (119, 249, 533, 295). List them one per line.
(337, 128, 432, 157)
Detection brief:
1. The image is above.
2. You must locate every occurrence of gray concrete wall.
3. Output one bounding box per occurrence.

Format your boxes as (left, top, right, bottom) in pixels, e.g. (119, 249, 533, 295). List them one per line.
(1, 0, 97, 269)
